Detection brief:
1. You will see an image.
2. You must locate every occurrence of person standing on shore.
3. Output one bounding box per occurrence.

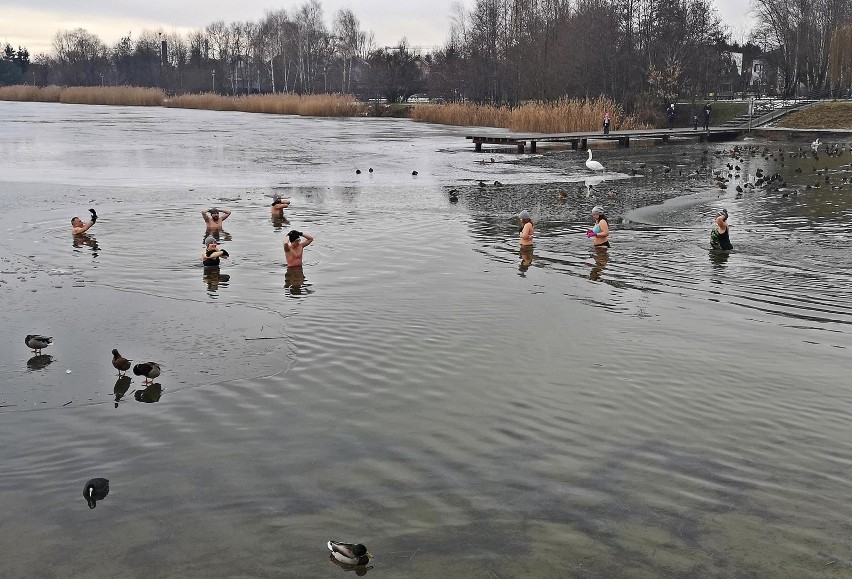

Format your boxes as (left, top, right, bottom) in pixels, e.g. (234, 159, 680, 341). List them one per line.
(603, 112, 611, 135)
(202, 207, 231, 235)
(703, 103, 711, 131)
(587, 206, 610, 248)
(710, 208, 733, 251)
(284, 230, 314, 267)
(71, 208, 98, 234)
(667, 104, 675, 129)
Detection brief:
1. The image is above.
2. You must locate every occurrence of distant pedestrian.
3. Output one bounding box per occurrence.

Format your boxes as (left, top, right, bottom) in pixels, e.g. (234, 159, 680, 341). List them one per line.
(603, 112, 611, 135)
(703, 103, 711, 130)
(667, 104, 675, 129)
(693, 114, 699, 130)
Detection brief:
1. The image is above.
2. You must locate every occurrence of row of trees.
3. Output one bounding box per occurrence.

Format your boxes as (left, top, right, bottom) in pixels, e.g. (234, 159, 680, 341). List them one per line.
(0, 44, 30, 85)
(9, 0, 852, 105)
(752, 0, 852, 96)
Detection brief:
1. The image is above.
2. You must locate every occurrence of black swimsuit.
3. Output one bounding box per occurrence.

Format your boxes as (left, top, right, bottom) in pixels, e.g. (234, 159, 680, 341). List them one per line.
(203, 249, 220, 267)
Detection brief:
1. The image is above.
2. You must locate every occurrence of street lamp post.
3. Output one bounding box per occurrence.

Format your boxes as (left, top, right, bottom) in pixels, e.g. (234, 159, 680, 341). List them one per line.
(212, 70, 216, 93)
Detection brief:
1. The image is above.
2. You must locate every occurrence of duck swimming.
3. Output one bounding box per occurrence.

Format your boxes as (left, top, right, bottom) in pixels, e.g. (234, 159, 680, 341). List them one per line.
(328, 541, 373, 566)
(83, 478, 109, 509)
(111, 349, 131, 376)
(133, 362, 161, 384)
(25, 335, 52, 355)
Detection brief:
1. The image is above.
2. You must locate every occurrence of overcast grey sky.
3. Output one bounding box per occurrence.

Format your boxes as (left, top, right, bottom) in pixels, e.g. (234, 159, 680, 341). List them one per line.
(3, 0, 754, 56)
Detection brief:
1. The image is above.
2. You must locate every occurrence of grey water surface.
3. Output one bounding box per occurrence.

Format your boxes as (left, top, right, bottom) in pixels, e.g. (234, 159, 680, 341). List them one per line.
(1, 101, 852, 578)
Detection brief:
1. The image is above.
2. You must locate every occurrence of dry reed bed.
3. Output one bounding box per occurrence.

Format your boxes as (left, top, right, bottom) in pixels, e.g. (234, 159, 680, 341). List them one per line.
(0, 86, 365, 117)
(166, 93, 366, 116)
(0, 85, 63, 102)
(0, 85, 165, 106)
(411, 97, 645, 132)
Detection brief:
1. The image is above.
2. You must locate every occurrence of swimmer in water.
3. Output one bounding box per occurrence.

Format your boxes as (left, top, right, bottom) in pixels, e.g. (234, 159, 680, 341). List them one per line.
(519, 210, 534, 247)
(201, 207, 231, 233)
(588, 205, 610, 248)
(271, 196, 290, 216)
(202, 236, 229, 266)
(284, 230, 313, 268)
(71, 208, 98, 235)
(710, 208, 733, 251)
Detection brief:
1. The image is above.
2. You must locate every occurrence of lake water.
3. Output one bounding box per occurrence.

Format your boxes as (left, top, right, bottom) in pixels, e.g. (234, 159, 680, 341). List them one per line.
(2, 101, 852, 577)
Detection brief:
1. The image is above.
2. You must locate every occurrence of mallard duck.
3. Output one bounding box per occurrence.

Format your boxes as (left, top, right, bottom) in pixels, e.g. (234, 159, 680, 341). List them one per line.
(83, 478, 109, 509)
(133, 362, 161, 384)
(111, 349, 131, 375)
(328, 541, 372, 566)
(25, 335, 52, 355)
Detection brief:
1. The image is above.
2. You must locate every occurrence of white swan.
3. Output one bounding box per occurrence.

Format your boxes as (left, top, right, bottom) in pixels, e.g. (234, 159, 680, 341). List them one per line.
(586, 149, 604, 172)
(811, 138, 821, 150)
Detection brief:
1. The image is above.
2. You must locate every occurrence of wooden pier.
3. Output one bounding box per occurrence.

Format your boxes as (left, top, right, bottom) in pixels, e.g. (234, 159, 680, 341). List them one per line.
(466, 127, 746, 153)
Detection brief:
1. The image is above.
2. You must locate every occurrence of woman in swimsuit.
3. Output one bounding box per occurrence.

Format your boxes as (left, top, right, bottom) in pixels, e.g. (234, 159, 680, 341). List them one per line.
(202, 236, 229, 267)
(588, 205, 610, 248)
(710, 208, 733, 251)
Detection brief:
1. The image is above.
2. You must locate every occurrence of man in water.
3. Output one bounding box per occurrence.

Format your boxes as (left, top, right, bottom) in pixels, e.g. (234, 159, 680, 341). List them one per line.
(71, 208, 98, 234)
(201, 207, 231, 234)
(271, 196, 290, 216)
(284, 230, 314, 267)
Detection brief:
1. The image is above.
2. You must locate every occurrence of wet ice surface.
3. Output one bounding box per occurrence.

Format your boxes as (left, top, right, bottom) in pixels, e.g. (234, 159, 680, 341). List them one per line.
(2, 102, 852, 577)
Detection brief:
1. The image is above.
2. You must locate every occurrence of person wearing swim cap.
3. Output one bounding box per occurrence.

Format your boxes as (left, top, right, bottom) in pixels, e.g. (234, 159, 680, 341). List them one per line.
(710, 208, 733, 251)
(588, 205, 610, 248)
(284, 229, 314, 268)
(519, 210, 534, 247)
(202, 236, 229, 267)
(201, 206, 231, 234)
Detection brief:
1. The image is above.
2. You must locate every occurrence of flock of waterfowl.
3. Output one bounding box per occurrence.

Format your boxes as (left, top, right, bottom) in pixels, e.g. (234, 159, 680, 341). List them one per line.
(24, 338, 374, 568)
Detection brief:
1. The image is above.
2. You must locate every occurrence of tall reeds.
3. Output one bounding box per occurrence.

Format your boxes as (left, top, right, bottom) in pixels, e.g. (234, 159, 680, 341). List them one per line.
(0, 86, 365, 117)
(0, 85, 165, 106)
(0, 85, 63, 102)
(411, 97, 645, 132)
(166, 92, 366, 116)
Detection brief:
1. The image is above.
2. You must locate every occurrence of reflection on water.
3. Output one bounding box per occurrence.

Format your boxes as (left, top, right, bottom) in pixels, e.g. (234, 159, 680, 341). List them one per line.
(72, 233, 99, 257)
(202, 229, 231, 244)
(284, 266, 311, 296)
(518, 245, 533, 275)
(329, 556, 373, 576)
(113, 375, 131, 408)
(271, 214, 290, 231)
(203, 266, 230, 295)
(589, 248, 609, 281)
(134, 382, 163, 403)
(26, 354, 53, 371)
(709, 248, 731, 268)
